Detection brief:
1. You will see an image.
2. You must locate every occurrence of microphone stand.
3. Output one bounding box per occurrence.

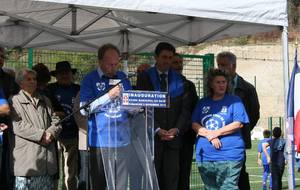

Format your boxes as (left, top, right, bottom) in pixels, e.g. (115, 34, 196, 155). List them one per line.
(55, 77, 129, 126)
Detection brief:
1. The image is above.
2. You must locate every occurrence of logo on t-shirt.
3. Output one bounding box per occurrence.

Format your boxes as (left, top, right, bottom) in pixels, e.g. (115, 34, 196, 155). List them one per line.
(96, 82, 106, 92)
(221, 106, 227, 113)
(202, 114, 225, 130)
(56, 95, 61, 101)
(103, 98, 122, 119)
(202, 106, 210, 114)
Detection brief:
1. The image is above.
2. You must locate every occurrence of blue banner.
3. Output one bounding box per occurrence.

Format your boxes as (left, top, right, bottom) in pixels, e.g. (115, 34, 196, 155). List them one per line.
(122, 90, 168, 108)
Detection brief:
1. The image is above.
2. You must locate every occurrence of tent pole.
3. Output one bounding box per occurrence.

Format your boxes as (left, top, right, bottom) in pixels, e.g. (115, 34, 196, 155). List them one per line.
(71, 5, 77, 35)
(121, 29, 129, 75)
(282, 26, 295, 190)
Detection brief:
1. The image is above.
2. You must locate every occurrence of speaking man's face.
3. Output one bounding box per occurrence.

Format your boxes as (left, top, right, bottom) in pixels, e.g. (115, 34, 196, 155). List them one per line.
(100, 49, 120, 77)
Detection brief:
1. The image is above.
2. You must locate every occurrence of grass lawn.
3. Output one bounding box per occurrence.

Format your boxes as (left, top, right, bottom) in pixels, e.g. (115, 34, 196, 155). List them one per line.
(57, 140, 300, 189)
(190, 140, 300, 190)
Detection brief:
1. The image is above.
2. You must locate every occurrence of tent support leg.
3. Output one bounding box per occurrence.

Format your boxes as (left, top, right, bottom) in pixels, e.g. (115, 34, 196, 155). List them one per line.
(282, 26, 295, 190)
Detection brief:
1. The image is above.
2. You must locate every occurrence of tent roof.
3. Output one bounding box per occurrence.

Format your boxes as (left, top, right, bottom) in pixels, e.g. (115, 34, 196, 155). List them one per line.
(0, 0, 288, 52)
(38, 0, 288, 26)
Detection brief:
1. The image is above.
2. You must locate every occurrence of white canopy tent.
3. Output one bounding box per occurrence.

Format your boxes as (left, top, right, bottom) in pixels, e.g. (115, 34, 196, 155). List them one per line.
(0, 0, 293, 189)
(0, 0, 287, 53)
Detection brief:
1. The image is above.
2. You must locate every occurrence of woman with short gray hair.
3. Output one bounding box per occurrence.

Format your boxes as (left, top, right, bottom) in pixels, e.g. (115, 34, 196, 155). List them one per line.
(15, 68, 36, 85)
(10, 68, 62, 190)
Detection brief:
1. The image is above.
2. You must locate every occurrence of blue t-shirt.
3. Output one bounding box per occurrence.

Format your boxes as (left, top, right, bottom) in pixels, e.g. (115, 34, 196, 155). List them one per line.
(0, 88, 7, 145)
(258, 138, 271, 165)
(80, 69, 132, 148)
(47, 83, 80, 139)
(0, 88, 8, 106)
(192, 94, 249, 162)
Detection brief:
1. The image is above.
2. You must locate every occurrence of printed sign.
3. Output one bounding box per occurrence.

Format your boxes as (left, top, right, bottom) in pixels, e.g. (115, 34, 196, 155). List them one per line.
(122, 90, 168, 108)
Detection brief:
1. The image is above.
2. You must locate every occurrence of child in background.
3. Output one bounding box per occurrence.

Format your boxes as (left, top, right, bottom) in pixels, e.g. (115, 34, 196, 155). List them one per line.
(258, 129, 272, 190)
(263, 127, 286, 190)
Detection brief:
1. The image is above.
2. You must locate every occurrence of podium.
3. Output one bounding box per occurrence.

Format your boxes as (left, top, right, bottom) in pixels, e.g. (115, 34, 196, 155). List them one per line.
(94, 90, 168, 190)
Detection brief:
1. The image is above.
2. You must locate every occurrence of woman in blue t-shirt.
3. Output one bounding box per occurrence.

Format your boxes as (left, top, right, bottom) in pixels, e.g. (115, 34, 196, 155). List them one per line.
(192, 68, 249, 190)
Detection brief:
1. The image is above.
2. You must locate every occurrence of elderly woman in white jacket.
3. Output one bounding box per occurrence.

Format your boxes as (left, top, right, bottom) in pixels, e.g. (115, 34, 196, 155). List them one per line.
(10, 68, 61, 190)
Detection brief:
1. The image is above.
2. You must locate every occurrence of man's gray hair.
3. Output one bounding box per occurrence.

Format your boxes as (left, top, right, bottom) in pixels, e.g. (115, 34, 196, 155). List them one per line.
(217, 51, 236, 65)
(15, 68, 36, 85)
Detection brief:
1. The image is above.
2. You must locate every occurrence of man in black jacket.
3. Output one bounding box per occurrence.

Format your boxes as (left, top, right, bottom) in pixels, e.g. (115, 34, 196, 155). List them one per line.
(171, 53, 198, 190)
(217, 51, 260, 190)
(136, 42, 192, 190)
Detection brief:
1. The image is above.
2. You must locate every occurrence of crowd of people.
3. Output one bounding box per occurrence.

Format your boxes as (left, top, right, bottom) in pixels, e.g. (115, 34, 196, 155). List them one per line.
(0, 41, 280, 190)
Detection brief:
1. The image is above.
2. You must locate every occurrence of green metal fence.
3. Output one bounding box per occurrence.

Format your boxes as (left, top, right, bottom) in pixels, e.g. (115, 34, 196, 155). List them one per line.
(4, 49, 97, 83)
(268, 116, 284, 133)
(3, 48, 214, 189)
(4, 49, 213, 97)
(127, 52, 214, 98)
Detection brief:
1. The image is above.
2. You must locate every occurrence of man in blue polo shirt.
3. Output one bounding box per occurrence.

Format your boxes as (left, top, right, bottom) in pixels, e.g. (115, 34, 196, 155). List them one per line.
(80, 43, 132, 190)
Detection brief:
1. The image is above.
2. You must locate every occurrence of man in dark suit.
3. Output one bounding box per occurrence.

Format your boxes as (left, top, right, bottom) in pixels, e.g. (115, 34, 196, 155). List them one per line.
(217, 51, 260, 190)
(136, 42, 192, 190)
(171, 53, 198, 190)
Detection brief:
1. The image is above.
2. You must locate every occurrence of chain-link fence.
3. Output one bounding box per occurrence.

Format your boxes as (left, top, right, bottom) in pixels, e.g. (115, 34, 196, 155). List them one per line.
(4, 49, 97, 83)
(4, 49, 213, 97)
(268, 116, 284, 132)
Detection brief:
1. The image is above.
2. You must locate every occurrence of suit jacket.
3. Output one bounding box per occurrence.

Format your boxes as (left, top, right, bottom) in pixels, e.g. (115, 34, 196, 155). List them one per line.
(136, 68, 192, 149)
(182, 78, 198, 145)
(235, 74, 260, 149)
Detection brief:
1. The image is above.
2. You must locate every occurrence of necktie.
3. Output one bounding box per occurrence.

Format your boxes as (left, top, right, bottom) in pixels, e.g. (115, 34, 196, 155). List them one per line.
(160, 73, 167, 92)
